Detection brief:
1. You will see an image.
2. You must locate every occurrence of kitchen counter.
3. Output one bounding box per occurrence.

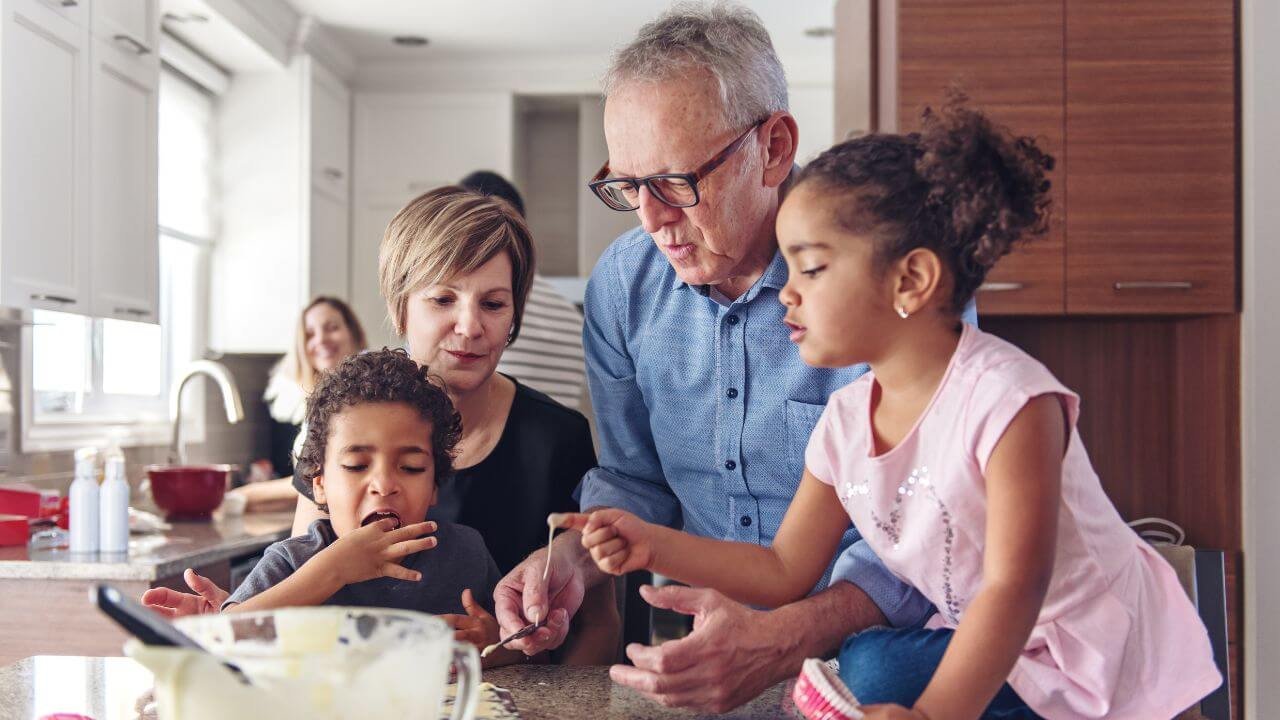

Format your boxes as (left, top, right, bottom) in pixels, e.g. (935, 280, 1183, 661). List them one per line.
(0, 657, 797, 719)
(0, 512, 294, 581)
(0, 512, 294, 665)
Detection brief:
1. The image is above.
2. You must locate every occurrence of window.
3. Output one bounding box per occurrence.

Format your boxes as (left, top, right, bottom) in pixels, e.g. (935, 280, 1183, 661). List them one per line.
(25, 61, 219, 449)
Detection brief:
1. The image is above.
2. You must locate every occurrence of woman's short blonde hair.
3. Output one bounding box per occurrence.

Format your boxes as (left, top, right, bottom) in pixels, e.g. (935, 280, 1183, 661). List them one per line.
(280, 296, 368, 392)
(379, 186, 536, 341)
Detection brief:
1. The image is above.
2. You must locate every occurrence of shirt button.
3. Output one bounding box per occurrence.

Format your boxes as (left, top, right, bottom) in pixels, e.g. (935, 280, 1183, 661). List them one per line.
(739, 515, 752, 527)
(724, 460, 737, 471)
(726, 314, 739, 326)
(726, 387, 738, 399)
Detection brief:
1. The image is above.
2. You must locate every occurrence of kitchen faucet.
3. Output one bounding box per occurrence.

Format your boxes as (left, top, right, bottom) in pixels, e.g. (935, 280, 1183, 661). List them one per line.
(169, 360, 244, 465)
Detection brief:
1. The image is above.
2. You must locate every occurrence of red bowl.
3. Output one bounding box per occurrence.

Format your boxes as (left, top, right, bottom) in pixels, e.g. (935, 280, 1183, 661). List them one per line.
(145, 465, 233, 521)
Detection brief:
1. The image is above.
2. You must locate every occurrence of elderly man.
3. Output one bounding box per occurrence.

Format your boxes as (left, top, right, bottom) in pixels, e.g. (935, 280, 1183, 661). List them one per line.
(494, 3, 975, 712)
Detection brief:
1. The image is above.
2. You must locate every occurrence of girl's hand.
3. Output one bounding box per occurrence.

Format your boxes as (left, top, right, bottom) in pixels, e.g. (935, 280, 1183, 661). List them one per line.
(561, 509, 657, 575)
(862, 704, 930, 720)
(441, 588, 500, 648)
(318, 519, 437, 585)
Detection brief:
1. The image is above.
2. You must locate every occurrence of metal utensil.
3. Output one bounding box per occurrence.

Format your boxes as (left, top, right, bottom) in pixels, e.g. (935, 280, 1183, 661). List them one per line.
(92, 584, 252, 684)
(481, 617, 547, 658)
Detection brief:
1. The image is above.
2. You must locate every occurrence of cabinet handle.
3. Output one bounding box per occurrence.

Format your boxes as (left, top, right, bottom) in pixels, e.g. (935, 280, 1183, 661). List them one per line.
(60, 0, 78, 7)
(113, 34, 152, 55)
(323, 167, 344, 180)
(1113, 281, 1193, 291)
(978, 282, 1025, 292)
(30, 293, 76, 305)
(115, 307, 151, 317)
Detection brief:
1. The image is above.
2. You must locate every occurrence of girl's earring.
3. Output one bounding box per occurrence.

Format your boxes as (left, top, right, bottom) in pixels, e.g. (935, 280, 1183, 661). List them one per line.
(896, 305, 910, 320)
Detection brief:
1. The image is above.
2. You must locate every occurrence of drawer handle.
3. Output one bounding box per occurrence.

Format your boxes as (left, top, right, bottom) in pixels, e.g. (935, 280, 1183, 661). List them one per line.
(978, 282, 1025, 292)
(31, 293, 75, 305)
(113, 34, 152, 56)
(60, 0, 78, 7)
(1113, 281, 1193, 291)
(115, 307, 150, 317)
(323, 167, 344, 180)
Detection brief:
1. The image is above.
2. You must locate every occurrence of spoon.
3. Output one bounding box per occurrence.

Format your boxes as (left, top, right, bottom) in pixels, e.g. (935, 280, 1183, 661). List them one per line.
(481, 513, 570, 658)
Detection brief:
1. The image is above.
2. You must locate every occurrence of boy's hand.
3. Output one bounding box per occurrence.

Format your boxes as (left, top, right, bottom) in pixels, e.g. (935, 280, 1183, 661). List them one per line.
(863, 705, 928, 719)
(441, 588, 500, 648)
(319, 519, 437, 585)
(561, 509, 656, 575)
(141, 568, 229, 617)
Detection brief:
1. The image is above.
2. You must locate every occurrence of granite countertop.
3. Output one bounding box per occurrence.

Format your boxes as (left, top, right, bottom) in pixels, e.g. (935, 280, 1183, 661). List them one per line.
(0, 657, 797, 720)
(0, 512, 294, 581)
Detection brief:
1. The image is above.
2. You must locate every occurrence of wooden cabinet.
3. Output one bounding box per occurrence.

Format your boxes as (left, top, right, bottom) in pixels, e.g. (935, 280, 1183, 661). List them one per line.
(89, 33, 159, 322)
(0, 0, 92, 315)
(897, 0, 1066, 315)
(893, 0, 1236, 315)
(1064, 0, 1236, 314)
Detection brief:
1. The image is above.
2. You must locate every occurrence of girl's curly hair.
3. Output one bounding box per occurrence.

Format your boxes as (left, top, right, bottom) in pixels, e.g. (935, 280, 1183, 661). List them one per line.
(294, 348, 462, 495)
(797, 91, 1054, 312)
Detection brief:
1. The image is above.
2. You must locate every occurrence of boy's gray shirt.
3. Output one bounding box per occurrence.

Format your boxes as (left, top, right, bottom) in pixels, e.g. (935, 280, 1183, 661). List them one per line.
(223, 519, 502, 614)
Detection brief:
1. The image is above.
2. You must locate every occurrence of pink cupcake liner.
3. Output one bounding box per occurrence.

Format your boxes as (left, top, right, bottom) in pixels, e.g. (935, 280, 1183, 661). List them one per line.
(792, 657, 864, 720)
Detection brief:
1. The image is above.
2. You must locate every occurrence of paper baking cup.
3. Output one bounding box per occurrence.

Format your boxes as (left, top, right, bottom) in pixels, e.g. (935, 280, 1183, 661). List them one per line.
(792, 657, 863, 720)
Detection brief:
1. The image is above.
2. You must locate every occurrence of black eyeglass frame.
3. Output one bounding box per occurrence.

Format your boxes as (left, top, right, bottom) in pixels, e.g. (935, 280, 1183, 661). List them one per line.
(586, 119, 766, 212)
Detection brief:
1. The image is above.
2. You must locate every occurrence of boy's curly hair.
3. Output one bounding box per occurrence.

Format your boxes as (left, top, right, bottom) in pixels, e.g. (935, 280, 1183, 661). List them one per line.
(294, 348, 461, 498)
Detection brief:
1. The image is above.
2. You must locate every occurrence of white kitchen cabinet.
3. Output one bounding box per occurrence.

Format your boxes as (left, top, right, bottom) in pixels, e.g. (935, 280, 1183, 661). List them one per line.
(351, 92, 514, 347)
(91, 0, 156, 58)
(88, 33, 158, 322)
(210, 56, 353, 353)
(0, 0, 92, 314)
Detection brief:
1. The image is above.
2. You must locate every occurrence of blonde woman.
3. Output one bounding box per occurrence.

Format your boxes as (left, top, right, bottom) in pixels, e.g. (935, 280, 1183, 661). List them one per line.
(232, 297, 367, 512)
(146, 187, 619, 664)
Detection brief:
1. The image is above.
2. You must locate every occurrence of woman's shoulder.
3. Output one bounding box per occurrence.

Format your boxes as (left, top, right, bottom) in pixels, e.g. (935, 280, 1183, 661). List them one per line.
(508, 378, 590, 434)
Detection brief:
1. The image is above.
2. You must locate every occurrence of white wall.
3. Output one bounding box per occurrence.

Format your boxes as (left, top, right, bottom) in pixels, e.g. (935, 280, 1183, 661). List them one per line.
(1241, 0, 1280, 716)
(210, 65, 305, 353)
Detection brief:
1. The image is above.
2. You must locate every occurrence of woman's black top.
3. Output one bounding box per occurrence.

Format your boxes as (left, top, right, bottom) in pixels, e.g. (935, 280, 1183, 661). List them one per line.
(431, 379, 596, 574)
(294, 377, 596, 575)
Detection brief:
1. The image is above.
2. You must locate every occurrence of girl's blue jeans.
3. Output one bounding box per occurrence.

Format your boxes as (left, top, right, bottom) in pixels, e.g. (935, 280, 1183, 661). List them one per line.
(837, 626, 1043, 719)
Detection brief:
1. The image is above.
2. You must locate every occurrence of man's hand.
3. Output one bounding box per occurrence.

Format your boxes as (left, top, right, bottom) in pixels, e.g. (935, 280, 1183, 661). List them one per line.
(440, 588, 500, 649)
(492, 536, 587, 655)
(609, 584, 794, 714)
(561, 509, 657, 575)
(141, 568, 230, 617)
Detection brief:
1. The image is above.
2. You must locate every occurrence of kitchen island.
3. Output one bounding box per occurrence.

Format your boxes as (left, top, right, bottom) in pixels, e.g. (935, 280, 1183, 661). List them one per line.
(0, 512, 293, 664)
(0, 656, 797, 719)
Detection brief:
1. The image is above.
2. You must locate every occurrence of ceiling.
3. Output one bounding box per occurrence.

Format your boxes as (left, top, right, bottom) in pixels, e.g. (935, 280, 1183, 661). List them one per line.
(286, 0, 834, 64)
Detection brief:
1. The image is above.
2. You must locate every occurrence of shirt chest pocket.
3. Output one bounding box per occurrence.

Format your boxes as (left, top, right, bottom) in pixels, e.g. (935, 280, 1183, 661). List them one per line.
(784, 399, 826, 481)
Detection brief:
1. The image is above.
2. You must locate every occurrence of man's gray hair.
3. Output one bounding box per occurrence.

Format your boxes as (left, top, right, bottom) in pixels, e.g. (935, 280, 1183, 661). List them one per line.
(603, 1, 788, 130)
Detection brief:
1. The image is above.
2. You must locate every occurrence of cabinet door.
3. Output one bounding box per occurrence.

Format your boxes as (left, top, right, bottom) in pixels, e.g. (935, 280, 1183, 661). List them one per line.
(897, 0, 1066, 315)
(308, 187, 349, 301)
(91, 0, 156, 57)
(1065, 0, 1236, 313)
(89, 37, 158, 322)
(310, 61, 350, 201)
(1, 0, 91, 314)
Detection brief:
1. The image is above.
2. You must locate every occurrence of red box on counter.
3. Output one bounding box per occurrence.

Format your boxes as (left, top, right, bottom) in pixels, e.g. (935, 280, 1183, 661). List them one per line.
(0, 485, 62, 519)
(0, 514, 28, 546)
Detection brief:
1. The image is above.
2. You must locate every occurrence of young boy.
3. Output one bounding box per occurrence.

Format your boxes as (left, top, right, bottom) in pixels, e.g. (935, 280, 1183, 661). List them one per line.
(222, 349, 517, 664)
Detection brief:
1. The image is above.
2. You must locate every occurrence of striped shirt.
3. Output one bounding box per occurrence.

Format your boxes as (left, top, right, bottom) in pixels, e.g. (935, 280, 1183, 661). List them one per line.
(497, 275, 587, 409)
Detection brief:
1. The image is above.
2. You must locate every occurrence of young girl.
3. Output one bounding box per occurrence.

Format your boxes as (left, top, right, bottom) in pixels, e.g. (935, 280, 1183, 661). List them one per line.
(567, 99, 1221, 719)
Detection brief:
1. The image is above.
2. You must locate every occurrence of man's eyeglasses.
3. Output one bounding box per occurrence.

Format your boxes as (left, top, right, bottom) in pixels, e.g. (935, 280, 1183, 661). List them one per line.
(587, 120, 765, 212)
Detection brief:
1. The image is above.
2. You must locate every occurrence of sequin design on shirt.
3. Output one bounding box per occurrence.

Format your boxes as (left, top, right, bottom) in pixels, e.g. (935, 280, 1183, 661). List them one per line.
(844, 465, 964, 624)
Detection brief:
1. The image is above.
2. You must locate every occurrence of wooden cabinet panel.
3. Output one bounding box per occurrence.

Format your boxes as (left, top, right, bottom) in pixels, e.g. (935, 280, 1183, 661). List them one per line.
(897, 0, 1065, 315)
(1065, 0, 1236, 313)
